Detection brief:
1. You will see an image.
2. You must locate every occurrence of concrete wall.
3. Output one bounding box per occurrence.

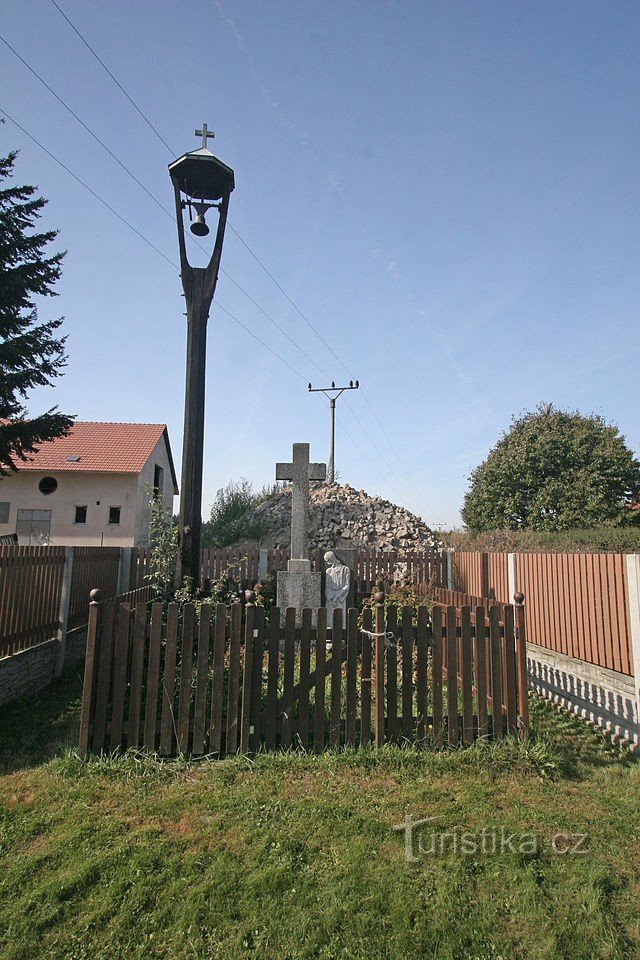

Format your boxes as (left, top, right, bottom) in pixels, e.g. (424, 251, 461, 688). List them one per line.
(527, 643, 639, 750)
(0, 626, 87, 707)
(0, 434, 175, 547)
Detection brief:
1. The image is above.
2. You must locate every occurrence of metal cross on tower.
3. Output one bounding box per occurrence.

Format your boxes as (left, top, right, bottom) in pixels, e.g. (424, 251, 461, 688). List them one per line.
(195, 124, 215, 149)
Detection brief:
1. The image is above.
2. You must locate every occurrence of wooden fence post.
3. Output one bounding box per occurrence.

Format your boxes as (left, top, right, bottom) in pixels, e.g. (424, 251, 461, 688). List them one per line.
(514, 592, 529, 735)
(240, 597, 256, 754)
(78, 588, 102, 757)
(374, 586, 386, 747)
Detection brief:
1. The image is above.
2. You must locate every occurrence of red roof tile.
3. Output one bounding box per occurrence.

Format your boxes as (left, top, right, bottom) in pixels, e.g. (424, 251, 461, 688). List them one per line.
(18, 422, 178, 491)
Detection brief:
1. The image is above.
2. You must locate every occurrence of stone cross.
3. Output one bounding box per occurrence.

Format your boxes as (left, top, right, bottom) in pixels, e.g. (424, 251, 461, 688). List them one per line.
(276, 443, 326, 560)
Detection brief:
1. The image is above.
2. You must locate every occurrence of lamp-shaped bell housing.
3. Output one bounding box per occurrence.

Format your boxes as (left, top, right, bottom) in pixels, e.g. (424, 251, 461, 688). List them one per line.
(169, 148, 235, 202)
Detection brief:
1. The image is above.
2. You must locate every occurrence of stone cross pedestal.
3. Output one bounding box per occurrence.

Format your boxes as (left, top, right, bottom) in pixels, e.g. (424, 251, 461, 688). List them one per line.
(275, 442, 326, 623)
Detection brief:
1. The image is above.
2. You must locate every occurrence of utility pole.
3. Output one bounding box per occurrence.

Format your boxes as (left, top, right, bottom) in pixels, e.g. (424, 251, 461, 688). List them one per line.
(308, 380, 359, 483)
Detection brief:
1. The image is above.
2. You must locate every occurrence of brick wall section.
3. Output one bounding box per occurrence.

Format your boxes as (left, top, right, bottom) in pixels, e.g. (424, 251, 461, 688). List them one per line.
(0, 625, 88, 707)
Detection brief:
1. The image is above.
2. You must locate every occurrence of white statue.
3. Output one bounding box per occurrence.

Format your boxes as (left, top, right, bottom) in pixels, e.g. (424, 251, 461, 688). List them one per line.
(324, 550, 351, 614)
(393, 561, 408, 586)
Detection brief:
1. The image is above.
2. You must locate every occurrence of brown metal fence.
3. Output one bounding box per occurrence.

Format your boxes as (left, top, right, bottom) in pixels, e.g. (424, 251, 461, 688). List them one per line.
(448, 549, 635, 676)
(0, 546, 66, 657)
(1, 546, 124, 656)
(450, 551, 510, 601)
(79, 596, 528, 757)
(68, 548, 121, 630)
(516, 552, 632, 675)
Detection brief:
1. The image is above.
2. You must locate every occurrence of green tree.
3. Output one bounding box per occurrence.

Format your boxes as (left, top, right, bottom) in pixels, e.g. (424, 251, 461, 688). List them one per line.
(202, 478, 272, 548)
(0, 147, 73, 474)
(144, 489, 179, 599)
(462, 404, 640, 532)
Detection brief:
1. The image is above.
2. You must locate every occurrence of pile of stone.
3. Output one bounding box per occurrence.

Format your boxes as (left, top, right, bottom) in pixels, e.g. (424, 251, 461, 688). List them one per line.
(251, 482, 440, 552)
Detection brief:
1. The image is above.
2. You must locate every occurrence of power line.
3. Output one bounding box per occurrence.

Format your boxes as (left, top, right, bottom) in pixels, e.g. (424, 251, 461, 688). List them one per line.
(4, 25, 418, 507)
(334, 413, 394, 491)
(37, 5, 419, 495)
(225, 222, 355, 379)
(4, 105, 416, 509)
(1, 32, 335, 382)
(46, 0, 356, 380)
(0, 108, 313, 385)
(214, 303, 308, 384)
(0, 107, 178, 269)
(47, 0, 177, 156)
(33, 9, 417, 493)
(219, 268, 332, 381)
(0, 33, 170, 222)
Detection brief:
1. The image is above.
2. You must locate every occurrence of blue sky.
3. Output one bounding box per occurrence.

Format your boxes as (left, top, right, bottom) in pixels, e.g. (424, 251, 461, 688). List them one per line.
(2, 0, 638, 528)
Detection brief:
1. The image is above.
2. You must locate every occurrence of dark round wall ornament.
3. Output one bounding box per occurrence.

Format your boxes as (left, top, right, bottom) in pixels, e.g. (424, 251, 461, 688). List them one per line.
(38, 476, 58, 495)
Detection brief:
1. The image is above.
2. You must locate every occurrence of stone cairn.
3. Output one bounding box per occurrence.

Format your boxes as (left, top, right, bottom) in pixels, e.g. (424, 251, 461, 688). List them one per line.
(252, 482, 439, 553)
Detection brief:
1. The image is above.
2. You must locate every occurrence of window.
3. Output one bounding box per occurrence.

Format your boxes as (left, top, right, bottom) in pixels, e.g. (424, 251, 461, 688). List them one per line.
(16, 509, 51, 544)
(74, 505, 87, 524)
(153, 464, 164, 497)
(0, 502, 9, 524)
(108, 506, 121, 525)
(38, 476, 58, 495)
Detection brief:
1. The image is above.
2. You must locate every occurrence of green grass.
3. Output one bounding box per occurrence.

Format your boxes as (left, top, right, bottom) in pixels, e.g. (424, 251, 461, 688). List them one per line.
(1, 670, 639, 959)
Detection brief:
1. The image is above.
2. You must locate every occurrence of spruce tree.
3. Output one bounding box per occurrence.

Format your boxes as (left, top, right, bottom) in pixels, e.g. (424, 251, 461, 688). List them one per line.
(0, 148, 74, 474)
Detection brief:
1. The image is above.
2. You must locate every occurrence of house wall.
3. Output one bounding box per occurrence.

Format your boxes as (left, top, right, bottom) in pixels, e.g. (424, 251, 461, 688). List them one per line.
(0, 436, 175, 547)
(0, 471, 139, 546)
(135, 435, 176, 545)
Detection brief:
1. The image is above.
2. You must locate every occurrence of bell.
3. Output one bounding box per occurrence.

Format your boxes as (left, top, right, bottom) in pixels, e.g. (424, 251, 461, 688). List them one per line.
(190, 213, 209, 237)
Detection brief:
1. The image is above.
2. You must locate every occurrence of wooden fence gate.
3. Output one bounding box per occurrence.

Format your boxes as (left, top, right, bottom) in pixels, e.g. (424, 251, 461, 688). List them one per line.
(79, 594, 529, 757)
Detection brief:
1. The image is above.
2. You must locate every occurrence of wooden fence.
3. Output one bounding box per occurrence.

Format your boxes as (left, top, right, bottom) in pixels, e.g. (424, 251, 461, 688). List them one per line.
(448, 549, 636, 676)
(1, 546, 124, 657)
(353, 549, 443, 594)
(79, 595, 528, 757)
(1, 543, 441, 660)
(201, 547, 271, 584)
(133, 546, 442, 596)
(450, 551, 510, 601)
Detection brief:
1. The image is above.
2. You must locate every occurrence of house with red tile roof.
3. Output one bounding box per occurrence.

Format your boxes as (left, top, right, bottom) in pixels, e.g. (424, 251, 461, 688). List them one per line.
(0, 422, 178, 546)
